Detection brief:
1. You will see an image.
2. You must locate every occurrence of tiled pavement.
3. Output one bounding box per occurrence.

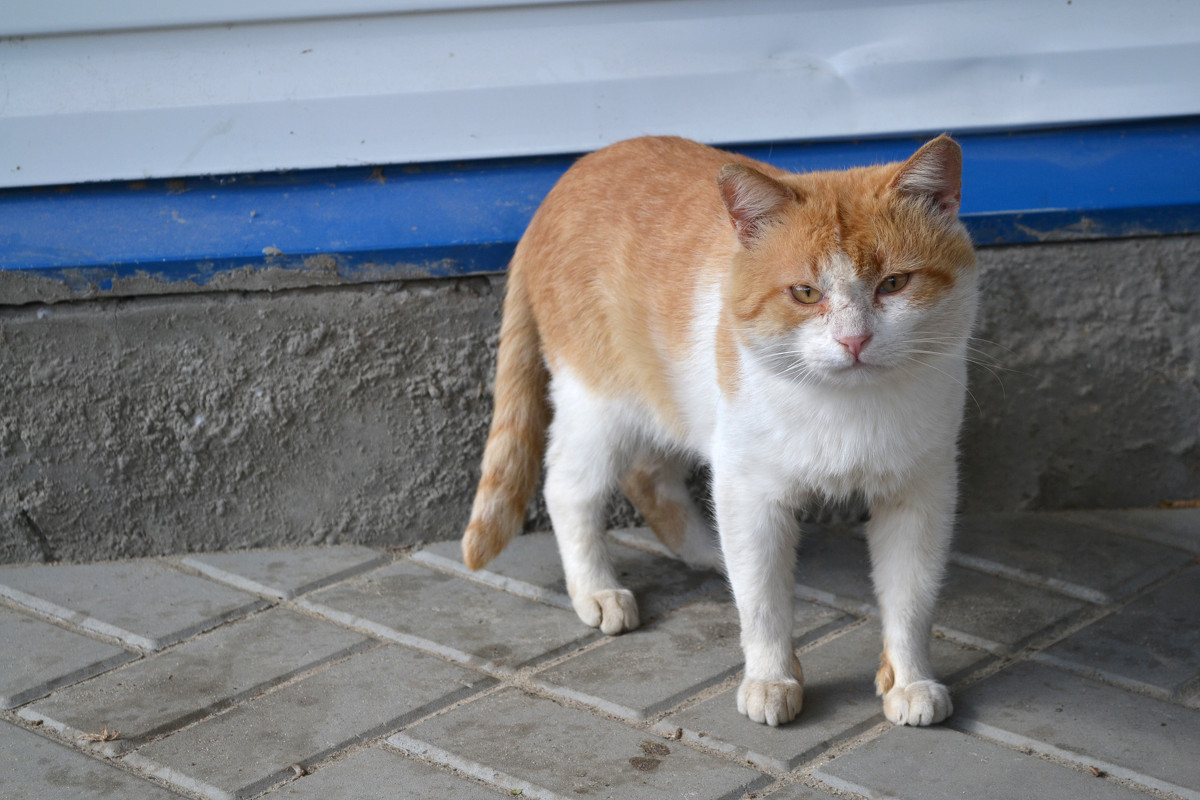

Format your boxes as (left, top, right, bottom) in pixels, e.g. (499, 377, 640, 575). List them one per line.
(1, 510, 1198, 800)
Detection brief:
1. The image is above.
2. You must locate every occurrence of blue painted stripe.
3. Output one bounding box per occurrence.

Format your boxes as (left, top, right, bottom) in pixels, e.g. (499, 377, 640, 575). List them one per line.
(1, 116, 1198, 292)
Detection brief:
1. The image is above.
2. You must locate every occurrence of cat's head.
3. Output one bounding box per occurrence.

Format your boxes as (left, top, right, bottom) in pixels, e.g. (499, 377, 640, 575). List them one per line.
(718, 135, 977, 389)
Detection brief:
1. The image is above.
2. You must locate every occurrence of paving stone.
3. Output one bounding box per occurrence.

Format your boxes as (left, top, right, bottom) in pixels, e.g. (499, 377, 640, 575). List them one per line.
(1037, 566, 1200, 698)
(815, 726, 1152, 800)
(935, 565, 1090, 652)
(532, 597, 847, 720)
(299, 559, 596, 674)
(1068, 508, 1200, 554)
(0, 720, 183, 799)
(412, 536, 573, 610)
(415, 530, 726, 619)
(0, 560, 267, 651)
(951, 660, 1200, 799)
(389, 687, 771, 800)
(0, 606, 135, 709)
(654, 622, 990, 772)
(791, 525, 876, 616)
(791, 527, 1089, 653)
(20, 608, 371, 755)
(124, 644, 489, 800)
(260, 746, 508, 798)
(952, 513, 1190, 603)
(760, 784, 839, 800)
(180, 546, 387, 600)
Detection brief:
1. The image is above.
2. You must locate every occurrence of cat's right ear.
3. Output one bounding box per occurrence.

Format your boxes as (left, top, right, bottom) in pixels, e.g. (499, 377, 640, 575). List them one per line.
(718, 164, 796, 246)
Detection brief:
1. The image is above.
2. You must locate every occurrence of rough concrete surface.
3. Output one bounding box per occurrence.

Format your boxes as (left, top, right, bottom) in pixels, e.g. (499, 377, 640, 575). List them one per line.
(0, 278, 510, 563)
(1, 235, 1198, 563)
(961, 234, 1200, 512)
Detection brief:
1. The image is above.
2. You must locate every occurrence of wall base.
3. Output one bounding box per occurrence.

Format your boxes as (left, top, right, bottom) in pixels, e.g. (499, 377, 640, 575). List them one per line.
(2, 236, 1197, 564)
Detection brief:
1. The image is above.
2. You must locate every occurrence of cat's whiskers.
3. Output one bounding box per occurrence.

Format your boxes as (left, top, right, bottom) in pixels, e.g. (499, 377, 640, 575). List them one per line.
(896, 350, 983, 414)
(904, 335, 1025, 372)
(899, 338, 1016, 392)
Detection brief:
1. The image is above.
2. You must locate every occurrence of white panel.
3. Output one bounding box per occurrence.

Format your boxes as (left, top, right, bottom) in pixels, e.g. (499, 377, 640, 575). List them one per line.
(0, 0, 591, 36)
(1, 0, 1199, 187)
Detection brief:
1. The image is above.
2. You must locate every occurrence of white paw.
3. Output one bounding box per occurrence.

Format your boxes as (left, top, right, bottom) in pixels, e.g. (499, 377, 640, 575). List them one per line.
(882, 679, 953, 726)
(737, 676, 803, 727)
(572, 588, 639, 635)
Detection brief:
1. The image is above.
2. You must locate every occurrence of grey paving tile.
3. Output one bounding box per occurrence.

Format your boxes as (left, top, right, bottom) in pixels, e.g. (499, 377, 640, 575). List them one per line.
(531, 597, 847, 720)
(0, 720, 183, 799)
(654, 622, 990, 772)
(415, 530, 725, 619)
(952, 513, 1191, 603)
(0, 560, 267, 651)
(791, 527, 1089, 653)
(935, 565, 1090, 652)
(1068, 508, 1200, 554)
(0, 606, 135, 709)
(389, 687, 771, 800)
(951, 660, 1200, 800)
(1036, 567, 1200, 698)
(412, 536, 572, 609)
(260, 746, 508, 799)
(299, 559, 595, 674)
(20, 608, 371, 755)
(815, 726, 1152, 800)
(124, 645, 489, 800)
(791, 525, 876, 617)
(760, 784, 839, 800)
(180, 545, 387, 600)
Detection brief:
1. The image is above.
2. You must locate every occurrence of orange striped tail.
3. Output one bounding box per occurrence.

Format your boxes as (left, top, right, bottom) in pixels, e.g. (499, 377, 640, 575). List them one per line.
(461, 261, 550, 570)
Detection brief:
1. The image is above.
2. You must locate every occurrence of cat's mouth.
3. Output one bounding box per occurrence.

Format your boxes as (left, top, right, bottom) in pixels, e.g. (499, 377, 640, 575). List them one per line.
(821, 357, 889, 384)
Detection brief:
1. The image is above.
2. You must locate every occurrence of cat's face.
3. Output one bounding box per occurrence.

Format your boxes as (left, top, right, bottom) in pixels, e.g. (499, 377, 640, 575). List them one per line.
(719, 137, 976, 389)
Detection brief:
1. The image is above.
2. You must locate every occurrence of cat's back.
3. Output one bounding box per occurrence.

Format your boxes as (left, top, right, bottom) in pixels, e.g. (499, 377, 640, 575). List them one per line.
(518, 137, 759, 431)
(520, 135, 763, 262)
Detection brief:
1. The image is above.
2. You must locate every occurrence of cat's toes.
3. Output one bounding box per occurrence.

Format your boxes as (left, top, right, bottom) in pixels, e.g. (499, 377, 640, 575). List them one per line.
(737, 677, 803, 726)
(882, 679, 952, 726)
(573, 589, 639, 635)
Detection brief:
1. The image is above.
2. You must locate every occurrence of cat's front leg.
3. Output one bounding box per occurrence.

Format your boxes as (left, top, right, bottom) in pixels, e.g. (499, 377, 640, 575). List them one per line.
(713, 469, 804, 726)
(866, 462, 957, 726)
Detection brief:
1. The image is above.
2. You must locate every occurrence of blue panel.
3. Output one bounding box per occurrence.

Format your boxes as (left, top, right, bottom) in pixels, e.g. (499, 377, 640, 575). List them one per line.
(1, 116, 1199, 293)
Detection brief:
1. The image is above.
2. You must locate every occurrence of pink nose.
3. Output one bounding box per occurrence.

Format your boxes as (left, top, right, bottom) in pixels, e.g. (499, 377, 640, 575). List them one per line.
(838, 333, 872, 360)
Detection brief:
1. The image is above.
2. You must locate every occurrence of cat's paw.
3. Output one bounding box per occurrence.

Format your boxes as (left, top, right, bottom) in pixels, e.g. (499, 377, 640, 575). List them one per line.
(572, 588, 639, 635)
(737, 676, 803, 727)
(881, 679, 952, 726)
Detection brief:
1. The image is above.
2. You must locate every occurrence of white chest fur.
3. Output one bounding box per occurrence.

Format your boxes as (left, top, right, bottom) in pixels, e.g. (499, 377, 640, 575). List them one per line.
(710, 347, 968, 503)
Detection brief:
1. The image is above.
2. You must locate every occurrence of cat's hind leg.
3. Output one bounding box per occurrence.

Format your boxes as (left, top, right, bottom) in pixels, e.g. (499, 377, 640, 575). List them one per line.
(543, 370, 639, 635)
(620, 452, 722, 570)
(866, 464, 957, 726)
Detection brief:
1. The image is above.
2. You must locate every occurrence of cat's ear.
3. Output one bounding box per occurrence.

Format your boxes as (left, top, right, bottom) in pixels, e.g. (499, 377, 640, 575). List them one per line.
(718, 164, 797, 245)
(891, 134, 963, 218)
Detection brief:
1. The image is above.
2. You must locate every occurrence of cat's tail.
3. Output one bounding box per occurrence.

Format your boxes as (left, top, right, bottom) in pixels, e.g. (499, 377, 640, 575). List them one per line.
(461, 259, 550, 570)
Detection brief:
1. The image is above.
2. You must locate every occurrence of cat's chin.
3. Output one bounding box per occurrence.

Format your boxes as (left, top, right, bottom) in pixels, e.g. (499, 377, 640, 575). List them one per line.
(809, 360, 890, 388)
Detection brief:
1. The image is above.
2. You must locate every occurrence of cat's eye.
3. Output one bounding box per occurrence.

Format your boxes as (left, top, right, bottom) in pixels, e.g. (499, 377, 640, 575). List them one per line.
(877, 273, 910, 295)
(789, 285, 822, 305)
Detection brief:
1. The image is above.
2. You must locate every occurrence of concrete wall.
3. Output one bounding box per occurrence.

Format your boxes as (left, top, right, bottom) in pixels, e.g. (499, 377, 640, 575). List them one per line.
(2, 234, 1198, 564)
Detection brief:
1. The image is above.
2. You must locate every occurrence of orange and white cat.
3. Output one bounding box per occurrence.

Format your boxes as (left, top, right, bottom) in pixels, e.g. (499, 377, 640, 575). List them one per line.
(462, 135, 976, 728)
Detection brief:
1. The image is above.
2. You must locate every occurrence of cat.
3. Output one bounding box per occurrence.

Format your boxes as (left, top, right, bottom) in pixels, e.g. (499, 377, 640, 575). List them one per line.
(461, 134, 977, 728)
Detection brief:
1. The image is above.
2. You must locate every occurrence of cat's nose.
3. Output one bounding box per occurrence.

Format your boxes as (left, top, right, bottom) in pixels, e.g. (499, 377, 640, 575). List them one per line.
(838, 333, 872, 361)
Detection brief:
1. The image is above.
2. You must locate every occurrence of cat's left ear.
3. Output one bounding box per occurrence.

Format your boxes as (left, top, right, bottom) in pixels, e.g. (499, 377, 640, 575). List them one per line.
(891, 134, 963, 218)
